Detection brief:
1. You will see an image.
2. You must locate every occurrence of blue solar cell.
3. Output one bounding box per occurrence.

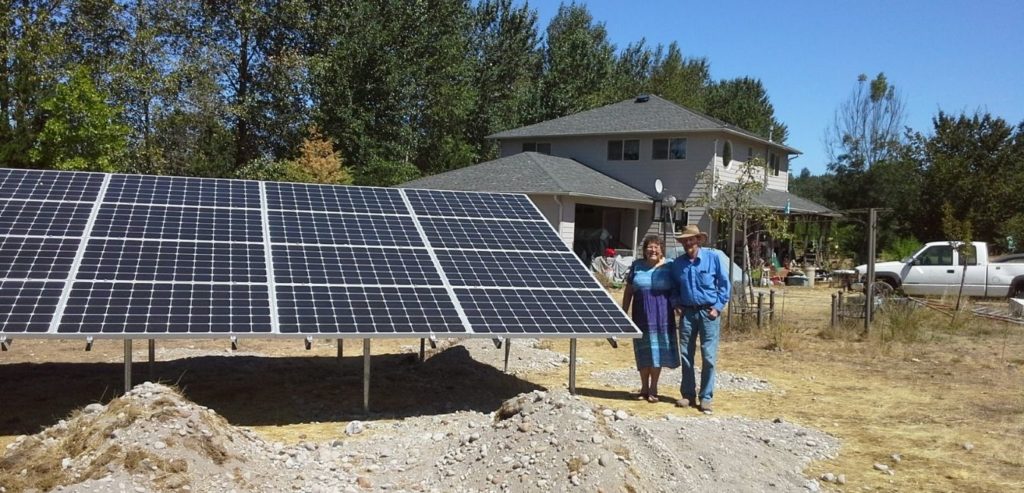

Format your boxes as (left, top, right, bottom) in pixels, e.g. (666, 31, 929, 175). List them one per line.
(0, 280, 64, 333)
(0, 200, 93, 237)
(437, 250, 596, 289)
(0, 168, 104, 202)
(104, 174, 261, 208)
(276, 285, 465, 334)
(91, 204, 263, 242)
(405, 188, 538, 219)
(58, 282, 272, 334)
(272, 245, 441, 285)
(455, 288, 635, 335)
(269, 211, 423, 247)
(419, 217, 564, 251)
(78, 239, 267, 283)
(0, 169, 640, 339)
(0, 237, 79, 280)
(266, 182, 406, 214)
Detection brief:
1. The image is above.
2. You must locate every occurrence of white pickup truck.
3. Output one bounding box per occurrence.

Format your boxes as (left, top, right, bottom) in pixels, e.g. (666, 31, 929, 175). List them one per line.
(856, 241, 1024, 298)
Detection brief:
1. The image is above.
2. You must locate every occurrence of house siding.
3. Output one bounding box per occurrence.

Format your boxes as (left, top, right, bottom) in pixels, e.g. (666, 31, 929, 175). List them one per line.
(497, 130, 795, 244)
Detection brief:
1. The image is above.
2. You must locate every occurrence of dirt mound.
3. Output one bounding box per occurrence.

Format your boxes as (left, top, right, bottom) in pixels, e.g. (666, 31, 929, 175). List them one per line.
(356, 389, 838, 492)
(0, 382, 357, 492)
(1, 383, 838, 492)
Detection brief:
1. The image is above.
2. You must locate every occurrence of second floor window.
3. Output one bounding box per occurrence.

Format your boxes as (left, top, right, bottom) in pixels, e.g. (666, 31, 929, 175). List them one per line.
(652, 138, 686, 160)
(522, 142, 551, 154)
(608, 139, 639, 161)
(768, 152, 780, 176)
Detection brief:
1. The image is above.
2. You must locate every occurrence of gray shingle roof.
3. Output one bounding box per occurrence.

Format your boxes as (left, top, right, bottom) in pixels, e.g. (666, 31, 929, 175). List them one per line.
(487, 95, 800, 154)
(754, 188, 838, 216)
(398, 152, 652, 203)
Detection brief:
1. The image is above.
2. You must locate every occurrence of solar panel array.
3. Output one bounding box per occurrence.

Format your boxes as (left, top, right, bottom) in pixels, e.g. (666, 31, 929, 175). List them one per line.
(0, 168, 639, 339)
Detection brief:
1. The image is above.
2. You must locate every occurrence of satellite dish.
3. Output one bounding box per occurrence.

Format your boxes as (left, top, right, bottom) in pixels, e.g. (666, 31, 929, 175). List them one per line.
(654, 179, 663, 194)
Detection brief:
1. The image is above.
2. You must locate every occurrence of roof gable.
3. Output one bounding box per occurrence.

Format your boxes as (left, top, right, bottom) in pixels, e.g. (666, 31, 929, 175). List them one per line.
(488, 95, 799, 154)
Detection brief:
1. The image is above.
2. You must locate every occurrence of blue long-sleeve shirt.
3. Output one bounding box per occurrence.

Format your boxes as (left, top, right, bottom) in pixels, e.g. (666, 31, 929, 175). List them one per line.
(670, 247, 731, 312)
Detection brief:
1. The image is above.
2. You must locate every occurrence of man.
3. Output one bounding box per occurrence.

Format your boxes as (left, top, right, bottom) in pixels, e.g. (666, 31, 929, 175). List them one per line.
(669, 225, 731, 414)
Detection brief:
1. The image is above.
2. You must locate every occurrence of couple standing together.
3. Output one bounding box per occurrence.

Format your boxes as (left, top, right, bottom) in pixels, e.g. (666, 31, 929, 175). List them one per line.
(621, 225, 731, 415)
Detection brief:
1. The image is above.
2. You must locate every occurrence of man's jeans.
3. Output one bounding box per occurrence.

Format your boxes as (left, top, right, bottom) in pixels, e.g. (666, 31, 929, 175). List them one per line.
(679, 309, 720, 403)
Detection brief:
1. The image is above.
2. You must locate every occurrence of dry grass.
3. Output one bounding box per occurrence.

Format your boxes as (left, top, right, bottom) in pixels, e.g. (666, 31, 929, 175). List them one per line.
(520, 286, 1024, 492)
(1, 286, 1022, 492)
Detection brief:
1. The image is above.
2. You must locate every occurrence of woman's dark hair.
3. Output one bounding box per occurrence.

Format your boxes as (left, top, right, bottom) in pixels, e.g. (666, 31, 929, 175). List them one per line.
(641, 235, 665, 257)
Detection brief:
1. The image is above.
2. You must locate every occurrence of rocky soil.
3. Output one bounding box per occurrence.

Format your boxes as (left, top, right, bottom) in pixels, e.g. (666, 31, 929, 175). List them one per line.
(2, 378, 839, 493)
(1, 338, 843, 492)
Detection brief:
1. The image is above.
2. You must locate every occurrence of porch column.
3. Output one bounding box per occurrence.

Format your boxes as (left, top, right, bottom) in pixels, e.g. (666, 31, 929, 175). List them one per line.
(632, 208, 639, 257)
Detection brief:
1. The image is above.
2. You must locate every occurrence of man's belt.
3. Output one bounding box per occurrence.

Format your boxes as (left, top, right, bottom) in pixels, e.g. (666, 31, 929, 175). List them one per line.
(681, 304, 712, 310)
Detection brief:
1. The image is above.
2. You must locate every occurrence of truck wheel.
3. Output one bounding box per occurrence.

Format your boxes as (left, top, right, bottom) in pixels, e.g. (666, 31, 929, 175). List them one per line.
(871, 280, 895, 300)
(1012, 283, 1024, 299)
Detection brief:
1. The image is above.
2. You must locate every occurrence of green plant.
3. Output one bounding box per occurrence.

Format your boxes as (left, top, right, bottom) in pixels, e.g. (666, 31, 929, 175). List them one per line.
(881, 236, 921, 261)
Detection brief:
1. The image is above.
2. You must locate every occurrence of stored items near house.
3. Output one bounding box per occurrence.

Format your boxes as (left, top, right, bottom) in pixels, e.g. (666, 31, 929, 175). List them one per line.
(856, 242, 1024, 298)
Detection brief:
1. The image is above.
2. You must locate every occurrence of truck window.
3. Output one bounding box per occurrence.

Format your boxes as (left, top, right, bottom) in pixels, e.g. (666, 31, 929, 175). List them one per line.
(918, 245, 953, 266)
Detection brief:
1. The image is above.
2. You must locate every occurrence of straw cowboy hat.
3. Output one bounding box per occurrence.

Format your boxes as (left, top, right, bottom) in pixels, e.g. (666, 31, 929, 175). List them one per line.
(675, 224, 708, 242)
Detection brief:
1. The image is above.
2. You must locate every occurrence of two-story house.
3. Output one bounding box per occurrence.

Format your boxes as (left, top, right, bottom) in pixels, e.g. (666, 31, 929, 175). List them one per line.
(400, 95, 833, 262)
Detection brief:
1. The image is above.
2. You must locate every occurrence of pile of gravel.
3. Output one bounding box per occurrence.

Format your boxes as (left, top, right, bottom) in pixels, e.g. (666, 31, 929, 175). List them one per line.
(2, 383, 839, 492)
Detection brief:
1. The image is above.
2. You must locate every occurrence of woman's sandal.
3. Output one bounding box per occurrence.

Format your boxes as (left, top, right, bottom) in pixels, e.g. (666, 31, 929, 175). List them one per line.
(647, 389, 659, 403)
(635, 391, 649, 400)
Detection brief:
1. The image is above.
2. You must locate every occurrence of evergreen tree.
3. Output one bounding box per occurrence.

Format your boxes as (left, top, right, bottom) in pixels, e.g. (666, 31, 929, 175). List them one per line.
(705, 76, 788, 142)
(648, 42, 710, 111)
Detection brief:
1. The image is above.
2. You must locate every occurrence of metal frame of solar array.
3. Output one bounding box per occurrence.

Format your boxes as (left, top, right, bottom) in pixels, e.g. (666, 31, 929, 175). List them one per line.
(0, 169, 639, 339)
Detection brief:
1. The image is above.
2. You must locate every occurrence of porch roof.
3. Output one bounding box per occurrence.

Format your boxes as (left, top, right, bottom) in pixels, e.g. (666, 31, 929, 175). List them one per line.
(397, 152, 653, 204)
(755, 189, 839, 217)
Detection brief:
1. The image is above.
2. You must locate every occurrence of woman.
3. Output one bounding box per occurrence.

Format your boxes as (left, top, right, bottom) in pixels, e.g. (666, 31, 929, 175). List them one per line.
(621, 235, 680, 402)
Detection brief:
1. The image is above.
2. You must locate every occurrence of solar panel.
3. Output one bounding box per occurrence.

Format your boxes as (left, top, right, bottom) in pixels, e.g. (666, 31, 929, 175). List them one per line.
(269, 211, 423, 247)
(57, 282, 272, 334)
(455, 289, 638, 335)
(0, 237, 79, 279)
(272, 245, 441, 285)
(275, 285, 465, 334)
(0, 168, 639, 339)
(78, 239, 267, 283)
(92, 204, 263, 242)
(266, 182, 405, 214)
(0, 168, 103, 202)
(437, 250, 594, 289)
(0, 200, 93, 237)
(0, 280, 64, 333)
(105, 174, 261, 209)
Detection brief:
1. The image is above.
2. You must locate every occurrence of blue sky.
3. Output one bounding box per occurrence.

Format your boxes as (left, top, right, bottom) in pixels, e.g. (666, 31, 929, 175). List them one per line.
(523, 0, 1024, 175)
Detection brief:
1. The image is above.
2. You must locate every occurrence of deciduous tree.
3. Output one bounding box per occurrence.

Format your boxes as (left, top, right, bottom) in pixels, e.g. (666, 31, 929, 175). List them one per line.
(825, 72, 906, 174)
(538, 3, 615, 119)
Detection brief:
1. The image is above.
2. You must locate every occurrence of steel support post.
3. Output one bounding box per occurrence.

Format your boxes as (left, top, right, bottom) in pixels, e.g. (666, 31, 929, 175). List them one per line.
(568, 339, 577, 395)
